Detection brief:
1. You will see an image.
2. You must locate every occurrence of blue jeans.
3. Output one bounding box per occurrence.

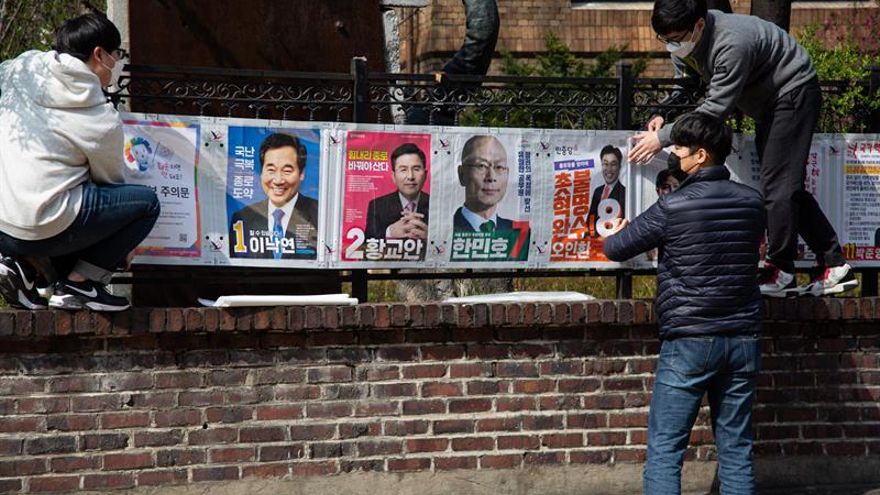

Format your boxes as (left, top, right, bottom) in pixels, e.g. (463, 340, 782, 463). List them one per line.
(644, 334, 761, 495)
(0, 183, 160, 284)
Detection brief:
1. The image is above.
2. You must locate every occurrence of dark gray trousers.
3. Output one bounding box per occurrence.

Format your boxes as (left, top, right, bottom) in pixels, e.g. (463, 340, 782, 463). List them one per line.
(755, 77, 845, 273)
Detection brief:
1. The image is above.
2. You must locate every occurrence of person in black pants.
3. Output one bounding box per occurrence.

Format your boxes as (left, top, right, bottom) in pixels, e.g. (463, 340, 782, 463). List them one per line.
(627, 0, 857, 297)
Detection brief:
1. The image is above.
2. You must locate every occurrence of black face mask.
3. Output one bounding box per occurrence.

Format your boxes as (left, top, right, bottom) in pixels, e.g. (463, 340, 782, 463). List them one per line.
(667, 152, 682, 173)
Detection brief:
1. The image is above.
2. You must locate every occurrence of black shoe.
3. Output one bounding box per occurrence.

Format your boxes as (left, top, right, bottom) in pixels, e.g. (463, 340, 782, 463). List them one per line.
(49, 279, 130, 312)
(0, 256, 48, 309)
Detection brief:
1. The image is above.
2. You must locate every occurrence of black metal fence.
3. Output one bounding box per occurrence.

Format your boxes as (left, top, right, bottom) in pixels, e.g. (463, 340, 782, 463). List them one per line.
(110, 60, 880, 300)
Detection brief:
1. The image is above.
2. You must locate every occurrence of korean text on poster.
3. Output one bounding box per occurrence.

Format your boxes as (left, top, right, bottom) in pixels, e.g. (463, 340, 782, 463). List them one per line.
(843, 138, 880, 262)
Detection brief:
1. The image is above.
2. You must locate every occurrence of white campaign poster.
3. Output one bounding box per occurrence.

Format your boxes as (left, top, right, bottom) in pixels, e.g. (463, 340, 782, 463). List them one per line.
(842, 135, 880, 266)
(122, 117, 200, 258)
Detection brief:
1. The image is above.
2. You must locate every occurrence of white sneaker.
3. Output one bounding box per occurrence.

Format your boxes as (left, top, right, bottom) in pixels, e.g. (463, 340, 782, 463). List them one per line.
(759, 265, 798, 298)
(800, 263, 859, 297)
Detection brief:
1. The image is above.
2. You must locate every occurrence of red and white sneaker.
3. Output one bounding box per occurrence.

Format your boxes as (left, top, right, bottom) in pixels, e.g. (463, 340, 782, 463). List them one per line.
(759, 263, 798, 298)
(799, 263, 859, 297)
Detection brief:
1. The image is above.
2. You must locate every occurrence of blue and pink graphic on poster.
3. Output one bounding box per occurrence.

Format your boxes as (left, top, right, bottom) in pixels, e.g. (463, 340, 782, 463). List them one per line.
(225, 126, 321, 260)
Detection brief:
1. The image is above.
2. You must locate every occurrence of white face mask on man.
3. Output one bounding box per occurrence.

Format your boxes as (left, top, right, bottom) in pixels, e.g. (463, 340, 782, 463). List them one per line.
(98, 48, 125, 89)
(661, 21, 702, 58)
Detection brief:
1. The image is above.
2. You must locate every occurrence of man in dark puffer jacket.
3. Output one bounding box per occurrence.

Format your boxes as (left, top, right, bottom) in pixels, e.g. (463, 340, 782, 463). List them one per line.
(604, 113, 764, 495)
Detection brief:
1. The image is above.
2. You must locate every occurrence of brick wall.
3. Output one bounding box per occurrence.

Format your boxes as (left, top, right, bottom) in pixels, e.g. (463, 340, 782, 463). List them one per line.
(399, 0, 877, 77)
(0, 299, 878, 493)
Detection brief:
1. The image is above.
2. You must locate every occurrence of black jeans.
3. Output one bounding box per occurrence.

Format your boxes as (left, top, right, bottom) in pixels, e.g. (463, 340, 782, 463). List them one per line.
(755, 78, 845, 273)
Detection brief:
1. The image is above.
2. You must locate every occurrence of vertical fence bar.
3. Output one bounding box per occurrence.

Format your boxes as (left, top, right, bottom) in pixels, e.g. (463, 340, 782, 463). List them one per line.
(862, 269, 878, 297)
(615, 62, 634, 299)
(351, 57, 370, 302)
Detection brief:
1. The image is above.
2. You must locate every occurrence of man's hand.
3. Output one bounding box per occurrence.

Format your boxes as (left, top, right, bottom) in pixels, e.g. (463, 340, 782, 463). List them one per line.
(606, 218, 629, 236)
(628, 131, 662, 165)
(386, 212, 428, 239)
(646, 115, 665, 132)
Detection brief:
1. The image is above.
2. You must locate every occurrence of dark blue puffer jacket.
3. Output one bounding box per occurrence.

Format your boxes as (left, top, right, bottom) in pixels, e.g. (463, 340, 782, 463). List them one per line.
(604, 165, 765, 339)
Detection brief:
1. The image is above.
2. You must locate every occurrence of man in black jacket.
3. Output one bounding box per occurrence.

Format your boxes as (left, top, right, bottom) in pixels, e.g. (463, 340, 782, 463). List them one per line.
(605, 113, 764, 495)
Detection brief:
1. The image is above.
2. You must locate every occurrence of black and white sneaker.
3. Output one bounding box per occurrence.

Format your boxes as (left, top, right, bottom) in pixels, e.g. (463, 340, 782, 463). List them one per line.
(0, 256, 48, 309)
(49, 280, 130, 312)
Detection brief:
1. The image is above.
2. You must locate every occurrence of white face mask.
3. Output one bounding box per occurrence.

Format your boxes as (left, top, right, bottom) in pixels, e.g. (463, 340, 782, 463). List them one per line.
(99, 51, 125, 89)
(666, 40, 696, 58)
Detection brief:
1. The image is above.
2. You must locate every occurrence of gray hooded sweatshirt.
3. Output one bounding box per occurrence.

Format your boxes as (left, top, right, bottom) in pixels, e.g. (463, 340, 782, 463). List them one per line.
(0, 50, 125, 240)
(658, 10, 817, 145)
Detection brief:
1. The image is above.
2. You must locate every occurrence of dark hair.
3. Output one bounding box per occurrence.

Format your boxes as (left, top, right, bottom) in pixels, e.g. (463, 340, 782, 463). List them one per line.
(655, 168, 688, 189)
(259, 133, 307, 173)
(669, 112, 732, 165)
(390, 143, 426, 171)
(52, 12, 121, 62)
(600, 145, 622, 164)
(652, 0, 707, 36)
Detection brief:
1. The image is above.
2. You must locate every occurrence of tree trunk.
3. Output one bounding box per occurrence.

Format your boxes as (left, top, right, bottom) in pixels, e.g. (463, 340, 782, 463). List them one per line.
(750, 0, 792, 32)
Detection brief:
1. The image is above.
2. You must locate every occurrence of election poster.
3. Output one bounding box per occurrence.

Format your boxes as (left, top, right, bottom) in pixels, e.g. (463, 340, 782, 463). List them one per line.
(340, 131, 432, 262)
(225, 126, 321, 261)
(545, 134, 629, 264)
(433, 132, 533, 264)
(122, 119, 200, 257)
(842, 136, 880, 264)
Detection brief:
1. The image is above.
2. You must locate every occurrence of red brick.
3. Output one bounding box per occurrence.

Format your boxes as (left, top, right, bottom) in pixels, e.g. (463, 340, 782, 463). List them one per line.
(407, 438, 449, 453)
(357, 440, 402, 456)
(290, 424, 336, 441)
(403, 400, 445, 415)
(156, 448, 206, 467)
(587, 431, 627, 446)
(422, 382, 463, 397)
(155, 371, 203, 389)
(449, 398, 492, 413)
(373, 382, 418, 398)
(100, 412, 150, 429)
(137, 469, 188, 486)
(384, 420, 430, 436)
(452, 437, 494, 451)
(256, 405, 303, 420)
(209, 447, 255, 463)
(614, 448, 646, 462)
(496, 397, 536, 412)
(477, 417, 521, 432)
(0, 458, 47, 476)
(450, 362, 492, 378)
(187, 427, 237, 445)
(134, 430, 183, 447)
(83, 473, 135, 490)
(260, 445, 305, 462)
(240, 427, 286, 443)
(103, 452, 153, 470)
(17, 396, 69, 414)
(155, 409, 201, 427)
(570, 450, 612, 464)
(0, 479, 21, 492)
(29, 475, 79, 493)
(498, 434, 540, 450)
(82, 433, 129, 451)
(402, 364, 447, 379)
(543, 432, 584, 448)
(513, 379, 555, 394)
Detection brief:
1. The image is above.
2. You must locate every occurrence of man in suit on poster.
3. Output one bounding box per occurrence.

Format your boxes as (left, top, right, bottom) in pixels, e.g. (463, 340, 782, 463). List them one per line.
(453, 135, 519, 233)
(588, 144, 626, 237)
(229, 133, 318, 260)
(364, 143, 430, 241)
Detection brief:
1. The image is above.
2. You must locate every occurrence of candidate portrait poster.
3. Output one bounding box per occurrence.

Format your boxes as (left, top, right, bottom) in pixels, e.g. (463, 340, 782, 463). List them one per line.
(225, 126, 321, 261)
(547, 137, 628, 263)
(441, 132, 532, 263)
(842, 136, 880, 264)
(341, 131, 432, 262)
(122, 119, 200, 258)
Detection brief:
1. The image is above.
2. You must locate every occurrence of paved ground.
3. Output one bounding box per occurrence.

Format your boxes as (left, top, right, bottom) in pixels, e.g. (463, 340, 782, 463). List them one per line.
(685, 486, 880, 495)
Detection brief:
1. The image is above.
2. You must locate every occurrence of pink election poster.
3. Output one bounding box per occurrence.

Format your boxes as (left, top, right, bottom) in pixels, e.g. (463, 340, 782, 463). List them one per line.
(341, 131, 432, 262)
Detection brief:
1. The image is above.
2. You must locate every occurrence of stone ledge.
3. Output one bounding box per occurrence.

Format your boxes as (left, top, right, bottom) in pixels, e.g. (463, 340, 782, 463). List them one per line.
(0, 298, 876, 339)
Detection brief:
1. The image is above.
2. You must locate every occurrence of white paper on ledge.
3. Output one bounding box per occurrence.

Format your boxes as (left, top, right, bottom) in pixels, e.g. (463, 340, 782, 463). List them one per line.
(198, 294, 358, 308)
(443, 291, 594, 304)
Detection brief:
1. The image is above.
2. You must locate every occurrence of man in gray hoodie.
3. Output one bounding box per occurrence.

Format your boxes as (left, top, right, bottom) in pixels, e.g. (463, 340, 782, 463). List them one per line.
(628, 0, 857, 299)
(0, 12, 159, 311)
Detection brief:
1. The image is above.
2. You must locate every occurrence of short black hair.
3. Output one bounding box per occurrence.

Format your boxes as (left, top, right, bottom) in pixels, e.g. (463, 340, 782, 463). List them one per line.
(600, 145, 622, 164)
(390, 143, 426, 171)
(669, 112, 733, 166)
(259, 133, 307, 173)
(652, 0, 707, 36)
(52, 12, 121, 62)
(655, 168, 688, 189)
